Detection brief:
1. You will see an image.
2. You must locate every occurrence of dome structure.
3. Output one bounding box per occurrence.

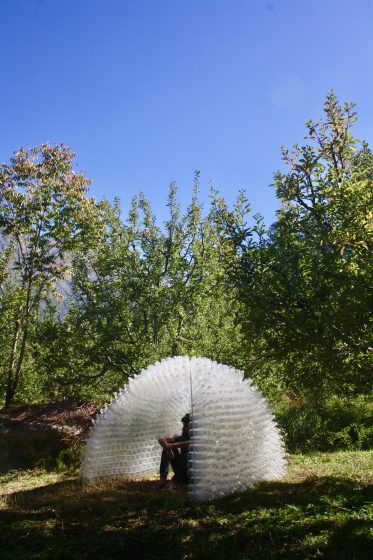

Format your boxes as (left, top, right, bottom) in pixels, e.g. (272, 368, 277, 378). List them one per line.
(81, 356, 286, 501)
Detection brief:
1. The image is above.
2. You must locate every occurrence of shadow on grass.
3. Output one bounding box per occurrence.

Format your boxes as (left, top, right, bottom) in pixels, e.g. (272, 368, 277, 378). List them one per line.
(0, 475, 372, 560)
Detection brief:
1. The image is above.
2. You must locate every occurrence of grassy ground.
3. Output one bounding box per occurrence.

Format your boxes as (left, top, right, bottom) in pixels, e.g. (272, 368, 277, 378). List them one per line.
(0, 451, 372, 560)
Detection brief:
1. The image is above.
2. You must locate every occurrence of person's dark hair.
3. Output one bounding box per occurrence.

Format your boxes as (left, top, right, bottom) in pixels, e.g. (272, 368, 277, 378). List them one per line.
(181, 413, 190, 424)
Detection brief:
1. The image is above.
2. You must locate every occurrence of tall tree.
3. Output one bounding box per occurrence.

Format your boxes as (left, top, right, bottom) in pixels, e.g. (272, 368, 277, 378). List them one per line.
(228, 93, 373, 398)
(0, 144, 97, 407)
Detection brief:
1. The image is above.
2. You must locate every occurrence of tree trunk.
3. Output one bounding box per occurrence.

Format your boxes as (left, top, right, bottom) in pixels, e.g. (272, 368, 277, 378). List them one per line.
(4, 277, 33, 408)
(171, 316, 184, 356)
(4, 311, 22, 408)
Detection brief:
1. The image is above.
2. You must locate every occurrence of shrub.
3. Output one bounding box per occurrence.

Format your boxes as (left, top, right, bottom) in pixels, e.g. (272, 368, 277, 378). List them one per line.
(276, 395, 372, 453)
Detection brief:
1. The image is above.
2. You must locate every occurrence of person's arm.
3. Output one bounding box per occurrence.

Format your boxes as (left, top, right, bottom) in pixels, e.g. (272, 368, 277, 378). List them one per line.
(166, 439, 191, 450)
(158, 436, 175, 448)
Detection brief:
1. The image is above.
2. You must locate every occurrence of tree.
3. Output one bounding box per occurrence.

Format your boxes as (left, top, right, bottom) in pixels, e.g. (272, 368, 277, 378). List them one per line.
(33, 179, 248, 401)
(0, 144, 97, 407)
(228, 92, 373, 398)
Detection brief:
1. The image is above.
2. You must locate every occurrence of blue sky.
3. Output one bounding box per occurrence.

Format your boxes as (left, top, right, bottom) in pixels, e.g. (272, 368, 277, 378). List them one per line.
(1, 0, 372, 226)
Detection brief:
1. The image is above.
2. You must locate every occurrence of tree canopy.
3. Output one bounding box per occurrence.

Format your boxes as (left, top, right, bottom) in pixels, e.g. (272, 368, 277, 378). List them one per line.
(0, 94, 372, 408)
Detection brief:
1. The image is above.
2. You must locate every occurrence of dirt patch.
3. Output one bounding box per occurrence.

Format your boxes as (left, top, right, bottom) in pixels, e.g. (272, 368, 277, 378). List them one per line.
(0, 398, 99, 470)
(2, 398, 99, 445)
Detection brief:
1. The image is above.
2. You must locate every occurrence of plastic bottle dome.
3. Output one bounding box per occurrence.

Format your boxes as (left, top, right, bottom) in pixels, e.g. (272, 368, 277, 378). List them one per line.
(81, 356, 286, 501)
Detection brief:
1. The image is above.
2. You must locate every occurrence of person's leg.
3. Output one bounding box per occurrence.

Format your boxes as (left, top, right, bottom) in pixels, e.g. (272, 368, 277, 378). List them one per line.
(160, 445, 183, 476)
(169, 448, 181, 472)
(172, 451, 189, 484)
(158, 448, 182, 489)
(159, 448, 170, 480)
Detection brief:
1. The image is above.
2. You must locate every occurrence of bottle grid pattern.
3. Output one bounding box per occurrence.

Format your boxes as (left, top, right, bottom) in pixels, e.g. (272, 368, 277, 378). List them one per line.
(81, 356, 286, 501)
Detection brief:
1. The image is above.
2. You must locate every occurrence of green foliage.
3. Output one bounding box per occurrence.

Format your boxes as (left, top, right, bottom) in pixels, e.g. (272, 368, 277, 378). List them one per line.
(54, 445, 84, 474)
(1, 93, 372, 418)
(276, 395, 373, 452)
(0, 144, 99, 407)
(223, 92, 373, 399)
(33, 177, 247, 399)
(28, 445, 84, 474)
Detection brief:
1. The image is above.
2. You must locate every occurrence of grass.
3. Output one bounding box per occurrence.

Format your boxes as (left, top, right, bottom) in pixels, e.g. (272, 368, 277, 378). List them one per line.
(0, 451, 372, 560)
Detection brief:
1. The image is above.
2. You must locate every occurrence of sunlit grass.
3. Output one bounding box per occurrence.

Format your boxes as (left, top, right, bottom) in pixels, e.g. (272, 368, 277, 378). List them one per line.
(0, 451, 372, 560)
